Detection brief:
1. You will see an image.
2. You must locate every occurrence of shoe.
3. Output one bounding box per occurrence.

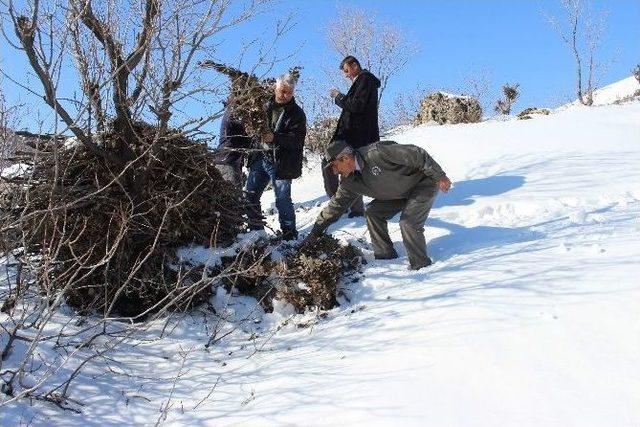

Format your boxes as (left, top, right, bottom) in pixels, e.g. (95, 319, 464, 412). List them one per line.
(280, 229, 298, 241)
(347, 211, 364, 218)
(408, 257, 433, 271)
(374, 251, 398, 260)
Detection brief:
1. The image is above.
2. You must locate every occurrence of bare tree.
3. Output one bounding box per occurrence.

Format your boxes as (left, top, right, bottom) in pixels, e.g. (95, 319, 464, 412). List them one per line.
(547, 0, 608, 106)
(388, 84, 430, 128)
(455, 68, 495, 113)
(0, 83, 19, 169)
(633, 64, 640, 85)
(0, 0, 278, 411)
(325, 5, 419, 104)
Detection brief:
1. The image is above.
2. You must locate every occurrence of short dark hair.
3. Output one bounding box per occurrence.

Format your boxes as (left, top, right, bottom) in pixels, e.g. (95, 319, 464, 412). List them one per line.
(339, 56, 361, 70)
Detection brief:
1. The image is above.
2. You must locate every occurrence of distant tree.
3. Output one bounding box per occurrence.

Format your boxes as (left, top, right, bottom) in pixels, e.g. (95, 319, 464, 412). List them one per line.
(325, 5, 419, 104)
(0, 83, 23, 169)
(547, 0, 608, 106)
(494, 83, 520, 115)
(389, 85, 430, 127)
(633, 64, 640, 85)
(305, 116, 339, 154)
(459, 69, 494, 113)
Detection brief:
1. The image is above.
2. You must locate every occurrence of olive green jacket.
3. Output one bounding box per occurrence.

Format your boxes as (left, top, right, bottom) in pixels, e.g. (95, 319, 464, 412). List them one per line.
(315, 141, 446, 231)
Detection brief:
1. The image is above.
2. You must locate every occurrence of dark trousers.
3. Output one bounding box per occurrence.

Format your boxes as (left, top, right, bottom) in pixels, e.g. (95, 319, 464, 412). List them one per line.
(245, 154, 295, 232)
(321, 158, 364, 214)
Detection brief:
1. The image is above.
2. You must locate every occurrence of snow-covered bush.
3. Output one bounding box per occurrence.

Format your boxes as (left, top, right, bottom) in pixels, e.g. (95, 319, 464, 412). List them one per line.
(494, 83, 520, 115)
(219, 235, 362, 313)
(517, 107, 550, 120)
(0, 123, 246, 318)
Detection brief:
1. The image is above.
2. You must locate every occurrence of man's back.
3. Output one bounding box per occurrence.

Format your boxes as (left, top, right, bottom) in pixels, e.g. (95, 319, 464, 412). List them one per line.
(342, 141, 442, 201)
(332, 70, 381, 149)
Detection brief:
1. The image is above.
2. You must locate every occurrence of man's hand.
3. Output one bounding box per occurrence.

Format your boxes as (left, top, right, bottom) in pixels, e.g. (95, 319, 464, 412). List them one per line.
(329, 89, 340, 99)
(438, 176, 452, 193)
(301, 226, 324, 247)
(261, 132, 274, 144)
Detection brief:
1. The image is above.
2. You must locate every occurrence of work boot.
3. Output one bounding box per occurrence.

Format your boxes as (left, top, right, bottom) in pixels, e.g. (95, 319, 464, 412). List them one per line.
(280, 228, 298, 241)
(374, 251, 398, 260)
(408, 257, 433, 271)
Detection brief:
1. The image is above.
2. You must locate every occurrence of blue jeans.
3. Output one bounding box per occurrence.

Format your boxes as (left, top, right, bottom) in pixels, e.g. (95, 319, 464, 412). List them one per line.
(245, 154, 295, 231)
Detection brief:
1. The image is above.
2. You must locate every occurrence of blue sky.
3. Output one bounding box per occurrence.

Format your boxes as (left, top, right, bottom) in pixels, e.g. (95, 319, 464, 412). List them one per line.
(1, 0, 639, 134)
(253, 0, 640, 111)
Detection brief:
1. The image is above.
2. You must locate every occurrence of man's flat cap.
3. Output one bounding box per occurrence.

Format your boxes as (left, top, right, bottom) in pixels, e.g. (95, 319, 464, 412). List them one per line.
(325, 139, 351, 162)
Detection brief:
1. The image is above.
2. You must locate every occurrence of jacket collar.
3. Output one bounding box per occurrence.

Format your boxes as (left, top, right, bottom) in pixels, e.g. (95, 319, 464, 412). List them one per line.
(267, 96, 296, 111)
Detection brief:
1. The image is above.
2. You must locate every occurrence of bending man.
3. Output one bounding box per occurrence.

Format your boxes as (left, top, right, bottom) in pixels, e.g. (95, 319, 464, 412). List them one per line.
(306, 140, 451, 270)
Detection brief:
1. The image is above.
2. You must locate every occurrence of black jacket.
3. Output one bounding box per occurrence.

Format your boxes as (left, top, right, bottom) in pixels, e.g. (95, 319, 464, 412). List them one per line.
(213, 109, 252, 166)
(251, 97, 307, 180)
(332, 70, 381, 149)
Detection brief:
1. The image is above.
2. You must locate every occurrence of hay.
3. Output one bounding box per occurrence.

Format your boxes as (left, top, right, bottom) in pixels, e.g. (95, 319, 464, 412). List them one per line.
(220, 235, 363, 313)
(200, 61, 301, 138)
(1, 122, 246, 317)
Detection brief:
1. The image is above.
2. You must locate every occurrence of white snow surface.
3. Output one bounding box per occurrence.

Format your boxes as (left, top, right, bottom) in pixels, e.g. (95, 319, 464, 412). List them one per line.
(590, 76, 640, 105)
(2, 80, 640, 426)
(562, 75, 640, 107)
(0, 163, 31, 179)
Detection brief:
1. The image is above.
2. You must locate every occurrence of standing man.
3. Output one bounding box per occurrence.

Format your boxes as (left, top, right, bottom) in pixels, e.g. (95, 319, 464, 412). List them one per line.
(306, 139, 452, 271)
(245, 72, 307, 241)
(323, 55, 381, 217)
(213, 105, 252, 188)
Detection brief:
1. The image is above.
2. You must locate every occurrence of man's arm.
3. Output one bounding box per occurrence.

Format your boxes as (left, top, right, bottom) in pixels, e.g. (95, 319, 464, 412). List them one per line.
(334, 76, 376, 114)
(311, 183, 360, 234)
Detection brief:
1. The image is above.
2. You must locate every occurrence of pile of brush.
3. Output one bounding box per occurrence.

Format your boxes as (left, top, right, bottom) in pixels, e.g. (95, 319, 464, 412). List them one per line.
(0, 122, 246, 317)
(219, 234, 362, 313)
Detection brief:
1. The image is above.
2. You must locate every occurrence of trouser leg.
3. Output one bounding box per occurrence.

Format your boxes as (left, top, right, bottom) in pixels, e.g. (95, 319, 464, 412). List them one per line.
(399, 193, 436, 269)
(273, 178, 295, 232)
(244, 157, 270, 230)
(322, 157, 339, 197)
(365, 199, 405, 258)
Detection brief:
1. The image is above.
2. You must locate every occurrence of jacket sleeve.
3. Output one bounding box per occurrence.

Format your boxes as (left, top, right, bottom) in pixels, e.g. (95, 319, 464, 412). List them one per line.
(378, 143, 447, 181)
(314, 184, 360, 232)
(274, 109, 307, 151)
(334, 76, 376, 114)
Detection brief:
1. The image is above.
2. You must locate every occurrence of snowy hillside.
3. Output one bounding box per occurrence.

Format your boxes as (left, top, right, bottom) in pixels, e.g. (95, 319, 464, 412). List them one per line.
(561, 75, 639, 107)
(589, 76, 639, 105)
(2, 79, 640, 426)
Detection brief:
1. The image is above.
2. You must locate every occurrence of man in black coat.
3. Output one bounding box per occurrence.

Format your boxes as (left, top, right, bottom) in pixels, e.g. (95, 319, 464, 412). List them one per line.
(323, 55, 381, 217)
(245, 72, 307, 240)
(213, 106, 252, 188)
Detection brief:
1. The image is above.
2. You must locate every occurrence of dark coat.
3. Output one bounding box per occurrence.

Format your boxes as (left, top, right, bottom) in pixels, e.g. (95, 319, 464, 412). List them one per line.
(213, 109, 252, 166)
(255, 96, 307, 180)
(332, 70, 381, 149)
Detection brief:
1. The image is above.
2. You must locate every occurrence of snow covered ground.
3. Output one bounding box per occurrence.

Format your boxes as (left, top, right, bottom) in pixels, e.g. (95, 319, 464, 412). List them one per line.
(2, 80, 640, 426)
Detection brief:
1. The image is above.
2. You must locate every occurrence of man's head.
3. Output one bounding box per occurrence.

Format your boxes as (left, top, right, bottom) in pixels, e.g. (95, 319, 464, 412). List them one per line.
(274, 72, 296, 104)
(326, 139, 357, 177)
(339, 56, 362, 81)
